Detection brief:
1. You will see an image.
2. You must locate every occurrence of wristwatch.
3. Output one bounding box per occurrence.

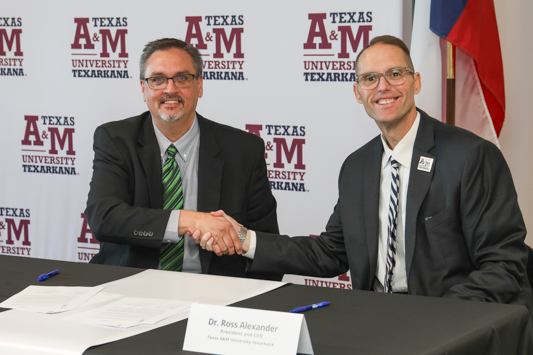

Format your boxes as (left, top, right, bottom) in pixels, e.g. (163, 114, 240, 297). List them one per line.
(238, 226, 248, 244)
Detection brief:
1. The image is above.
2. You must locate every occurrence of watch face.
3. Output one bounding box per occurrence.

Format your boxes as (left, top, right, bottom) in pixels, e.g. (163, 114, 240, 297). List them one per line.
(238, 226, 247, 243)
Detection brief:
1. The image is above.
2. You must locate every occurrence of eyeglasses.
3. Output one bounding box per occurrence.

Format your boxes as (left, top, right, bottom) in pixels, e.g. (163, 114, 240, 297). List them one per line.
(355, 67, 414, 90)
(143, 73, 199, 90)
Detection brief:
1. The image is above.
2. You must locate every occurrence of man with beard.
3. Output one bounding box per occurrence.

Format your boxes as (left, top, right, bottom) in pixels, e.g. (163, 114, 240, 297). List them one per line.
(85, 38, 280, 280)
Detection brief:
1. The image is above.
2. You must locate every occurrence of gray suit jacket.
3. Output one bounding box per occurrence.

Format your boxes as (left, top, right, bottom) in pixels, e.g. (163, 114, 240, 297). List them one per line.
(85, 111, 281, 280)
(252, 109, 533, 312)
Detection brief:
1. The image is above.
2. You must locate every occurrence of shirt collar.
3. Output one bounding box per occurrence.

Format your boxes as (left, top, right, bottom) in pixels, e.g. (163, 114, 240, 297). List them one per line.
(381, 111, 420, 169)
(152, 114, 199, 162)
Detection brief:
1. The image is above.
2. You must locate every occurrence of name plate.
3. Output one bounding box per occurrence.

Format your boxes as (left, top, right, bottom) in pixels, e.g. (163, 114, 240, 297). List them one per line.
(183, 303, 314, 355)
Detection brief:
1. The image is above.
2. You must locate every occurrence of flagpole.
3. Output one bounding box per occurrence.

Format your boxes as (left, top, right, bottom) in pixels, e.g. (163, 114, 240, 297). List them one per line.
(446, 41, 455, 126)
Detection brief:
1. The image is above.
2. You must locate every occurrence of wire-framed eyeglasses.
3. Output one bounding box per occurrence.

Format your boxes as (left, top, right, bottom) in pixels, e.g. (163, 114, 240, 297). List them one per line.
(143, 73, 199, 89)
(355, 67, 414, 90)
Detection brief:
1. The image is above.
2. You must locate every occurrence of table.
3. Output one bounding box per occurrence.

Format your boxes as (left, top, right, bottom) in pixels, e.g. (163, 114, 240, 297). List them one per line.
(1, 255, 532, 354)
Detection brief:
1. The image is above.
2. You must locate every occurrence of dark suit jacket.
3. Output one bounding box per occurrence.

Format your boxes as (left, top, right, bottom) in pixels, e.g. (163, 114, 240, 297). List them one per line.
(252, 109, 533, 312)
(85, 111, 281, 280)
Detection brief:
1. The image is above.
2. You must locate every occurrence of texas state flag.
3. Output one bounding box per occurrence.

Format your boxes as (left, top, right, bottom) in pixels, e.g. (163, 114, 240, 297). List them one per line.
(411, 0, 504, 146)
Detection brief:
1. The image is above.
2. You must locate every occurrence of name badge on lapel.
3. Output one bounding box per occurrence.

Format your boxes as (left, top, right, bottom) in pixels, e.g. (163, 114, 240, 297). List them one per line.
(417, 156, 434, 172)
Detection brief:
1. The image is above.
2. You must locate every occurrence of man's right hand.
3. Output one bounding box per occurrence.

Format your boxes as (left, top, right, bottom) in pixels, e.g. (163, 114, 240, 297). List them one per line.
(190, 210, 251, 255)
(179, 210, 242, 256)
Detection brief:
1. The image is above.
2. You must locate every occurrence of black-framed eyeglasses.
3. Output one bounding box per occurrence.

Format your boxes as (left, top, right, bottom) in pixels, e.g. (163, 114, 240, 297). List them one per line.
(143, 73, 199, 89)
(355, 67, 414, 90)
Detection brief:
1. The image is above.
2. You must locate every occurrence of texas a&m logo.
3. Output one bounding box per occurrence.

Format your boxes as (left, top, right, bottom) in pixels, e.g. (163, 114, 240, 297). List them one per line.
(303, 12, 373, 82)
(0, 17, 24, 76)
(77, 213, 99, 262)
(0, 207, 31, 257)
(21, 115, 77, 175)
(246, 124, 306, 192)
(185, 15, 245, 81)
(71, 17, 129, 78)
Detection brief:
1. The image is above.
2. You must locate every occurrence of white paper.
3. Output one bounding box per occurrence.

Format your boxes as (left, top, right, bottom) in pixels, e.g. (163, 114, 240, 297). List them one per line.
(77, 292, 124, 309)
(0, 269, 285, 355)
(65, 296, 189, 328)
(183, 303, 314, 355)
(0, 286, 104, 314)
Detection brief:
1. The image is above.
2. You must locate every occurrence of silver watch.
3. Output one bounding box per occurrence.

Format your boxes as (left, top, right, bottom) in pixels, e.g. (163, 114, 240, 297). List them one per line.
(238, 226, 248, 244)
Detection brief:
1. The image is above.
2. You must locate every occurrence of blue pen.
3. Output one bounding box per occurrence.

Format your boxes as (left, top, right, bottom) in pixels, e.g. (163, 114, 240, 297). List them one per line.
(290, 301, 330, 313)
(38, 270, 59, 282)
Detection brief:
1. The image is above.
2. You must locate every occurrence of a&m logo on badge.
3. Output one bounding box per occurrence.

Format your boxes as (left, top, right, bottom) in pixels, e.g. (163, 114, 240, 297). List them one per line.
(417, 156, 434, 173)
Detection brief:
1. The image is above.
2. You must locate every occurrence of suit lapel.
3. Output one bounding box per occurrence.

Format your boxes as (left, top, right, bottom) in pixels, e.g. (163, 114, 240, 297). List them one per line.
(137, 114, 164, 209)
(405, 110, 436, 280)
(365, 138, 384, 280)
(196, 114, 224, 273)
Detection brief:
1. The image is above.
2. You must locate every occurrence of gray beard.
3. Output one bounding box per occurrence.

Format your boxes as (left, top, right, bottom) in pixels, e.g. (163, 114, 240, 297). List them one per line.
(159, 108, 184, 122)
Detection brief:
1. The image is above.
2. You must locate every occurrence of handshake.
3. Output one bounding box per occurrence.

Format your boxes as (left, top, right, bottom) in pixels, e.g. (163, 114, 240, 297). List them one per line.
(182, 210, 248, 257)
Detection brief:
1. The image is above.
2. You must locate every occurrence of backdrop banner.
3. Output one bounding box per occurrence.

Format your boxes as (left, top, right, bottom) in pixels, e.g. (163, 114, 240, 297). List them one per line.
(0, 0, 405, 289)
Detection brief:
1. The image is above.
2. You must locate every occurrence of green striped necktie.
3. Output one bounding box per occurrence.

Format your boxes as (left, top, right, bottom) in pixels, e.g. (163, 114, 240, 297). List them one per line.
(159, 144, 185, 271)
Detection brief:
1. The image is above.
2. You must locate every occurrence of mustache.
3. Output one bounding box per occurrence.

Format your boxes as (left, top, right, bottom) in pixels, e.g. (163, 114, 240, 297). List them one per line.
(159, 95, 184, 104)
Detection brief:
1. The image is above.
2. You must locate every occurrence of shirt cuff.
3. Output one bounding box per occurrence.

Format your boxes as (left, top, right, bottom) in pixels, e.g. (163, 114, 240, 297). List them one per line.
(242, 230, 256, 259)
(163, 210, 182, 243)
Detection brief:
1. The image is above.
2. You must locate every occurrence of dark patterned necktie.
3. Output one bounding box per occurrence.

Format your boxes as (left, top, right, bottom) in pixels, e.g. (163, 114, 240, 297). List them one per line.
(384, 159, 400, 293)
(159, 144, 184, 271)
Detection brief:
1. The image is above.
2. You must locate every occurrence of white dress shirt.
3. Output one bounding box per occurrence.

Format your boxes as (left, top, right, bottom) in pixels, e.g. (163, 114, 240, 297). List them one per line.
(375, 112, 420, 292)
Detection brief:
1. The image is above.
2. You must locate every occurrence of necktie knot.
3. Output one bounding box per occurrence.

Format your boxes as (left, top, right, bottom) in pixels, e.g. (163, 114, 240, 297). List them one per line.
(166, 144, 178, 159)
(391, 158, 400, 169)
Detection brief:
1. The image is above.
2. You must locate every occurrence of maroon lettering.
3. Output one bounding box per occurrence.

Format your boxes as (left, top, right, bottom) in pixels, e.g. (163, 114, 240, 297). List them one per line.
(245, 124, 263, 138)
(78, 213, 99, 244)
(338, 272, 350, 282)
(99, 29, 128, 58)
(213, 28, 244, 59)
(185, 16, 207, 50)
(273, 138, 305, 169)
(21, 115, 44, 146)
(338, 25, 372, 59)
(0, 29, 23, 56)
(303, 14, 331, 50)
(5, 218, 30, 246)
(48, 127, 75, 155)
(78, 252, 97, 261)
(71, 18, 94, 50)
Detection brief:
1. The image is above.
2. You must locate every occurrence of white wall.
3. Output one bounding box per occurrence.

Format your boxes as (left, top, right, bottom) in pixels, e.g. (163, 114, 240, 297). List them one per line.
(495, 0, 533, 246)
